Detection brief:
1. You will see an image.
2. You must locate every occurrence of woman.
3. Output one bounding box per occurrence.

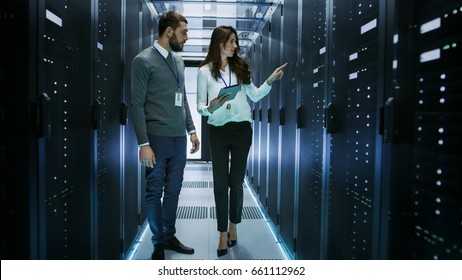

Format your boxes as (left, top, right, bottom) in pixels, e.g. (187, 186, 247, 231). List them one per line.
(196, 25, 287, 257)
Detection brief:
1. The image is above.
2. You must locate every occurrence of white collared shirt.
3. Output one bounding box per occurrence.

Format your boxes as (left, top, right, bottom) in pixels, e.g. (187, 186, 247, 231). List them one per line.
(153, 40, 170, 59)
(196, 64, 272, 126)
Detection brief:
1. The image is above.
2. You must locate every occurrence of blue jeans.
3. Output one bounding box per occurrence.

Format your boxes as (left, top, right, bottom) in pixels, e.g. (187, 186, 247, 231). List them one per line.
(145, 135, 187, 246)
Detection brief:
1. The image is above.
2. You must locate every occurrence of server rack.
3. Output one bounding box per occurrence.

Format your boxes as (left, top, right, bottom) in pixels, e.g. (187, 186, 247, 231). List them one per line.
(378, 0, 416, 259)
(278, 0, 299, 256)
(122, 0, 144, 257)
(327, 0, 386, 259)
(266, 4, 283, 232)
(258, 23, 272, 205)
(252, 37, 263, 196)
(2, 0, 96, 259)
(410, 0, 462, 259)
(296, 0, 328, 259)
(2, 0, 46, 259)
(248, 42, 261, 194)
(38, 0, 94, 259)
(93, 0, 131, 259)
(1, 0, 149, 259)
(248, 0, 461, 260)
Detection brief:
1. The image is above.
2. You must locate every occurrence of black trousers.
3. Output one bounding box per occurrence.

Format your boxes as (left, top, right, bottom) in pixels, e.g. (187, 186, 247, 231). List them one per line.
(209, 121, 252, 232)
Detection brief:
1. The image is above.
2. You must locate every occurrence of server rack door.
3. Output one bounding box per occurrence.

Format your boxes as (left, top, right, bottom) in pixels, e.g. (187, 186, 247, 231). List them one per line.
(296, 0, 328, 260)
(137, 1, 156, 226)
(246, 46, 254, 189)
(279, 0, 299, 255)
(327, 0, 385, 259)
(1, 0, 40, 259)
(122, 0, 143, 256)
(36, 0, 94, 259)
(142, 3, 155, 49)
(410, 0, 462, 260)
(378, 0, 416, 259)
(249, 102, 257, 191)
(251, 42, 262, 194)
(246, 49, 254, 188)
(94, 0, 123, 259)
(267, 5, 283, 229)
(259, 24, 271, 205)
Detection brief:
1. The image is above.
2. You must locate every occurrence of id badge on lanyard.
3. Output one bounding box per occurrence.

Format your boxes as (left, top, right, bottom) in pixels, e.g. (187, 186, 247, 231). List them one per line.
(153, 46, 183, 107)
(175, 87, 183, 107)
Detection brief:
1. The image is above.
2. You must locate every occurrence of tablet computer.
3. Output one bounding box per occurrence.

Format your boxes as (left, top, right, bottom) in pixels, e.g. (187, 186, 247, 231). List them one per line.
(217, 84, 241, 101)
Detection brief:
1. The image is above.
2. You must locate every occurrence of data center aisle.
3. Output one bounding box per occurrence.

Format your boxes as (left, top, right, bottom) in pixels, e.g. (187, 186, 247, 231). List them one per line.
(128, 162, 289, 260)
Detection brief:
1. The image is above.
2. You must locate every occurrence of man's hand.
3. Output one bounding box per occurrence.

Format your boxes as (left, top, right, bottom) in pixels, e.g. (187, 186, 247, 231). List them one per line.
(140, 145, 155, 167)
(190, 133, 200, 154)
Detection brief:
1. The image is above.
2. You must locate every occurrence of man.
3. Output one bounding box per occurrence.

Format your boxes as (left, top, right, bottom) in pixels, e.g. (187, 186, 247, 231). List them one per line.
(130, 11, 200, 260)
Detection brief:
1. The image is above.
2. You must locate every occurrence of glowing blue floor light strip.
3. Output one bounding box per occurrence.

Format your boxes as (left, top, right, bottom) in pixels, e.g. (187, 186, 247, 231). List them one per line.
(125, 222, 150, 260)
(126, 177, 291, 260)
(244, 178, 292, 260)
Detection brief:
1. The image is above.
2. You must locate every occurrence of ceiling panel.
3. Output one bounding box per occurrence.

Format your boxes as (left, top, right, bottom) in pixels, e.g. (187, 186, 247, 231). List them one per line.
(147, 0, 281, 61)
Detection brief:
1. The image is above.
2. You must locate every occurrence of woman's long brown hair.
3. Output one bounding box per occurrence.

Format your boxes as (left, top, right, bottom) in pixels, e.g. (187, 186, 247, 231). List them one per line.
(200, 26, 251, 85)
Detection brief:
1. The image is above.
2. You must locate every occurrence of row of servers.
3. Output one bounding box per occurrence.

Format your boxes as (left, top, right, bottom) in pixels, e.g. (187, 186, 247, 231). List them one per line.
(1, 0, 461, 259)
(246, 0, 461, 259)
(2, 0, 156, 259)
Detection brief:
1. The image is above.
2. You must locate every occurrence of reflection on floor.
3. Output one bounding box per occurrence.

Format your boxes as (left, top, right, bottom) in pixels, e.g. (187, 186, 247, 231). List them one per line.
(127, 162, 289, 260)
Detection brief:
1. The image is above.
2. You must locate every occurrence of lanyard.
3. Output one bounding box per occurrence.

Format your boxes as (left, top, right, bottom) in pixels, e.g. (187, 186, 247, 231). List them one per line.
(219, 67, 232, 87)
(153, 46, 180, 89)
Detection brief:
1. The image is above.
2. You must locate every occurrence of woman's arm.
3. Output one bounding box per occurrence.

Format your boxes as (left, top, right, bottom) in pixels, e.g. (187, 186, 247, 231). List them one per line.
(196, 67, 228, 114)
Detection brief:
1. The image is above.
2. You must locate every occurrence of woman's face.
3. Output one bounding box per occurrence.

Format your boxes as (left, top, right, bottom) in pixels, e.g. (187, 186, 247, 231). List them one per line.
(220, 33, 238, 58)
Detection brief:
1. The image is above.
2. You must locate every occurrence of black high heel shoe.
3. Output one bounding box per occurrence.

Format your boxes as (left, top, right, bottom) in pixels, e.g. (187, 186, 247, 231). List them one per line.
(227, 232, 237, 247)
(217, 234, 228, 257)
(217, 247, 228, 257)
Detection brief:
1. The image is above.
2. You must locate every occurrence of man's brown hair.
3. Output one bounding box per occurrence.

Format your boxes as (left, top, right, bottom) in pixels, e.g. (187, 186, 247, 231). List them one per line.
(159, 11, 188, 36)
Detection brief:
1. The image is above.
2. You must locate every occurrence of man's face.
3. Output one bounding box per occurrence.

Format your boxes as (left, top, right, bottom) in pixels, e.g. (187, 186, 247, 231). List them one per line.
(169, 21, 188, 52)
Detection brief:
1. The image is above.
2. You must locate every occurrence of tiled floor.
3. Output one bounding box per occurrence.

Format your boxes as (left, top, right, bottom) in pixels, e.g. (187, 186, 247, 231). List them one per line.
(127, 161, 289, 260)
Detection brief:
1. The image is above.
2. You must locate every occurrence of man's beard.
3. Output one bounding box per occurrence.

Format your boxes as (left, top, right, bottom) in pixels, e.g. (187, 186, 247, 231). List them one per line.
(169, 34, 183, 52)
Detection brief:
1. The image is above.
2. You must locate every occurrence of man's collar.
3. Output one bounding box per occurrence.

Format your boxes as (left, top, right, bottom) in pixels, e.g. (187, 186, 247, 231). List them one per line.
(153, 41, 170, 59)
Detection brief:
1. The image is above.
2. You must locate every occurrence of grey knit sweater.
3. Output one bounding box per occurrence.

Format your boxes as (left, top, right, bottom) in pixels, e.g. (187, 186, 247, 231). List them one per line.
(130, 46, 195, 145)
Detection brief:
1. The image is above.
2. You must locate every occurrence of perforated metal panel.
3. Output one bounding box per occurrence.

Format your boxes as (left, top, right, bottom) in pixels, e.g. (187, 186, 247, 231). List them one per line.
(411, 0, 462, 260)
(210, 206, 264, 220)
(34, 0, 95, 259)
(182, 181, 209, 189)
(247, 38, 260, 195)
(297, 0, 327, 260)
(177, 206, 208, 219)
(278, 0, 299, 255)
(122, 0, 144, 257)
(327, 0, 382, 259)
(257, 23, 271, 205)
(242, 206, 265, 219)
(266, 4, 283, 228)
(93, 0, 125, 260)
